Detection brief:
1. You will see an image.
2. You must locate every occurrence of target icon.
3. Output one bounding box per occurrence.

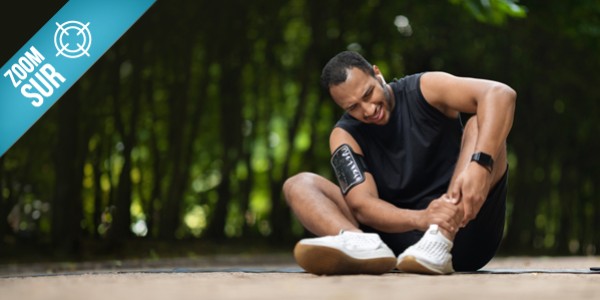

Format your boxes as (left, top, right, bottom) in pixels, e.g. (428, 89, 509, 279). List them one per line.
(54, 20, 92, 59)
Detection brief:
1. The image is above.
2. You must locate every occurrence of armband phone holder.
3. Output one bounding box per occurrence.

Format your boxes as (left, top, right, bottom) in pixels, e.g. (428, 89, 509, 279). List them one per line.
(330, 144, 368, 194)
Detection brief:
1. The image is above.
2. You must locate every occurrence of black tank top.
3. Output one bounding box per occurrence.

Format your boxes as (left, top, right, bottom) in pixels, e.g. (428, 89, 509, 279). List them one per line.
(335, 73, 463, 209)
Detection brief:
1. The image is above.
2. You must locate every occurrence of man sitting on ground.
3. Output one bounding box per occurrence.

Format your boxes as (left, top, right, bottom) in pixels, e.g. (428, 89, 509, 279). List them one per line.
(283, 51, 516, 275)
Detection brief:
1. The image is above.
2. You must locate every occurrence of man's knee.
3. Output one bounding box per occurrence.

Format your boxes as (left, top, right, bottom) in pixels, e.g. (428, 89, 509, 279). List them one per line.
(283, 172, 319, 204)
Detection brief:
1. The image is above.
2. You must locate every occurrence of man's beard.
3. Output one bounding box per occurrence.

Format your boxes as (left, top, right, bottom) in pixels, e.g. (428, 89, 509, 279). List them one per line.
(381, 80, 392, 109)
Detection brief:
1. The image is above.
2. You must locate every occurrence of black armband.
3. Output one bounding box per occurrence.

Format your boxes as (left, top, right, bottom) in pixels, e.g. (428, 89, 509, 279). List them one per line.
(330, 144, 369, 195)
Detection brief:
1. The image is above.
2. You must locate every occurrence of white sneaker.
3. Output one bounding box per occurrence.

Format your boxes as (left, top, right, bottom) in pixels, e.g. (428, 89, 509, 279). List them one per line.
(396, 224, 455, 275)
(294, 231, 397, 275)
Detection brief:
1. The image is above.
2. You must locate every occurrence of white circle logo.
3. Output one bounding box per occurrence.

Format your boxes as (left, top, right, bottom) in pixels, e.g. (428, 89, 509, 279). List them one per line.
(54, 21, 92, 59)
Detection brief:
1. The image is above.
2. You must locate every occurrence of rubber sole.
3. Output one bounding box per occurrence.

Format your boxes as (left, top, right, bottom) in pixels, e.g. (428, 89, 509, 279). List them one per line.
(293, 243, 397, 275)
(396, 255, 448, 275)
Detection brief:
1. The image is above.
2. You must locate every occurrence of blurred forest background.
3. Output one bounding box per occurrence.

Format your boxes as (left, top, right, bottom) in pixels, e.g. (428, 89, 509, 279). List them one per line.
(0, 0, 599, 262)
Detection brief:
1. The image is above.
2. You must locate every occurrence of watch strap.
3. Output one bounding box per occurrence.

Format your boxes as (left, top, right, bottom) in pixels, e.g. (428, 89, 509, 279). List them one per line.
(471, 152, 494, 173)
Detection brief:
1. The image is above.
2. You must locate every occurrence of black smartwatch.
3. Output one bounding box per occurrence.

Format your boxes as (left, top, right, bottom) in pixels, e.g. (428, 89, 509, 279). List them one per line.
(471, 152, 494, 173)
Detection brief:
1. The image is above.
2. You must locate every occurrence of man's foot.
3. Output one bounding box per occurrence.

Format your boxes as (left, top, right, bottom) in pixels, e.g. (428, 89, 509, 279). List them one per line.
(396, 224, 454, 275)
(294, 231, 397, 275)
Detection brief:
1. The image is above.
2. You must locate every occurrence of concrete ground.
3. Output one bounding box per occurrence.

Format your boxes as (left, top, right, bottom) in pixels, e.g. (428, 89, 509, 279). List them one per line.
(0, 255, 599, 300)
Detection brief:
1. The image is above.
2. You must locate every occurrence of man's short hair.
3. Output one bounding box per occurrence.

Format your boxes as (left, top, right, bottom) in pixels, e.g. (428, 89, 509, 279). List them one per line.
(320, 51, 375, 92)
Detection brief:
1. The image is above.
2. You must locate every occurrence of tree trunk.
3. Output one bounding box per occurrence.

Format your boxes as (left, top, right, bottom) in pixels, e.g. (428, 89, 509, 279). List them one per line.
(51, 85, 85, 256)
(92, 146, 103, 239)
(109, 45, 142, 242)
(502, 160, 541, 254)
(146, 78, 161, 238)
(204, 1, 247, 240)
(205, 65, 243, 240)
(158, 47, 194, 240)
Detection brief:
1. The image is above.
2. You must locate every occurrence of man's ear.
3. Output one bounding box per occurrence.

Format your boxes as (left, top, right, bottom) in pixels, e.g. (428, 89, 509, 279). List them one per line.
(373, 65, 386, 84)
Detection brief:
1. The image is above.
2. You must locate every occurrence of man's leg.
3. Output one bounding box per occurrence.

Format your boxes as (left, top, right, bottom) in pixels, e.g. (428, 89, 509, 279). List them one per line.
(396, 116, 508, 274)
(452, 170, 507, 271)
(283, 172, 359, 236)
(448, 116, 509, 271)
(283, 172, 397, 275)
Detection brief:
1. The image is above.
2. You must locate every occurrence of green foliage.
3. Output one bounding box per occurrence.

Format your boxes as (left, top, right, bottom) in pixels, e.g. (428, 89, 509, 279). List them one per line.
(450, 0, 527, 25)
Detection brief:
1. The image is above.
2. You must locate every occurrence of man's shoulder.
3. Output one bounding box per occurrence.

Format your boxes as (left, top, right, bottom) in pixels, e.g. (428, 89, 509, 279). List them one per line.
(333, 113, 363, 144)
(335, 112, 360, 127)
(390, 72, 424, 92)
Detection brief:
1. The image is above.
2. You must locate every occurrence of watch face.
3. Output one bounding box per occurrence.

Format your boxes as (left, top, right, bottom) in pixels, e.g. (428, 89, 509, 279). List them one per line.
(471, 152, 493, 171)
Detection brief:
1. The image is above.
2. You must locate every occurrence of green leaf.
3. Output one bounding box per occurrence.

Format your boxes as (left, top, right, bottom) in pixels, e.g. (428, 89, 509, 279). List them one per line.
(450, 0, 527, 25)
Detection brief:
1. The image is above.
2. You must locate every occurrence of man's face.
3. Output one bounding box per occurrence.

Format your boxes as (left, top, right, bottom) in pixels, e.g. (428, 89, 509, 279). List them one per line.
(329, 67, 394, 125)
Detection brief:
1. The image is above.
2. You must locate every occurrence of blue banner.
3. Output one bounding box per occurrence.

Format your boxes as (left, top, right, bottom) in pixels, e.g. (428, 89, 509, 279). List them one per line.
(0, 0, 155, 157)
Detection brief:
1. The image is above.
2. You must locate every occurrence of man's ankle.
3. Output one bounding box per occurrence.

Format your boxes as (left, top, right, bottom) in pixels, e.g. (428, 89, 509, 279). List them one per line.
(432, 225, 455, 241)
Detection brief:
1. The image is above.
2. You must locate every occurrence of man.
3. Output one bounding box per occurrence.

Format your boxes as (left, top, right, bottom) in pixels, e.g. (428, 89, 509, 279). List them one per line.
(283, 51, 516, 275)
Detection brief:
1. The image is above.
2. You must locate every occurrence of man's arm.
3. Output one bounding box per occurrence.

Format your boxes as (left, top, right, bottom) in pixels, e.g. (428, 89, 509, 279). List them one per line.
(420, 71, 516, 160)
(420, 71, 517, 225)
(329, 127, 461, 234)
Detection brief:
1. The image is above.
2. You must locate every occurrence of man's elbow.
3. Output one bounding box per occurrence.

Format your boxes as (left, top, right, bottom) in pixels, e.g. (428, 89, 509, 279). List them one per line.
(348, 202, 371, 226)
(486, 83, 516, 114)
(494, 83, 517, 105)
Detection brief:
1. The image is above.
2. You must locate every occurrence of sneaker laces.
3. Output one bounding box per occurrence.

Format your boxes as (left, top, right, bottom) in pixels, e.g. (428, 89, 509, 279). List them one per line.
(337, 230, 383, 251)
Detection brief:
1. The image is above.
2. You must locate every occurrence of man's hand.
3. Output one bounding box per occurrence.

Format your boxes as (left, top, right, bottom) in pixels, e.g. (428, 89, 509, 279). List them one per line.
(449, 163, 492, 227)
(417, 194, 463, 235)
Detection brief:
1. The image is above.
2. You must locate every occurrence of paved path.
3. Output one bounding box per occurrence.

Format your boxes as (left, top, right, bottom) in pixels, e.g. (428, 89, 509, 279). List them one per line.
(1, 256, 599, 300)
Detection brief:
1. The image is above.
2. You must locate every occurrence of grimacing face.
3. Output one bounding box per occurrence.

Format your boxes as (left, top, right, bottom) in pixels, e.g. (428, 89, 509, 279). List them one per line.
(329, 66, 394, 125)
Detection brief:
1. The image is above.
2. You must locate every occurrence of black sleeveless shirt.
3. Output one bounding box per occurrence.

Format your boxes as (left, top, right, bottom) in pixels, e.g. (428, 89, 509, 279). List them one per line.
(335, 73, 463, 209)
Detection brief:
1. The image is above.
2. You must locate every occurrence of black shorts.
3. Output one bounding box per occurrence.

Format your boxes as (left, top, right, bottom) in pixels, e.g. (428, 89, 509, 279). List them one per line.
(361, 169, 508, 271)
